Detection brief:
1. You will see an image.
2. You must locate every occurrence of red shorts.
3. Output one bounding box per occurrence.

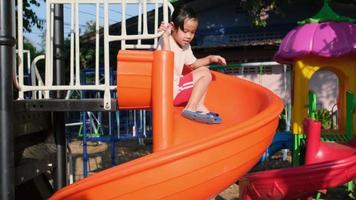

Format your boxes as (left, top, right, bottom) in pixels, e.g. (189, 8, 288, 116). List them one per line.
(173, 72, 193, 106)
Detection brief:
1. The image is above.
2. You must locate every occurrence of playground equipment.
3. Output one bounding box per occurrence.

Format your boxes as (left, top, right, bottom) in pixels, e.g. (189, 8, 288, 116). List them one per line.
(239, 118, 356, 200)
(1, 0, 174, 198)
(0, 0, 284, 199)
(309, 90, 355, 142)
(50, 49, 283, 200)
(66, 67, 152, 177)
(274, 0, 356, 164)
(259, 131, 293, 163)
(238, 1, 356, 199)
(210, 61, 294, 164)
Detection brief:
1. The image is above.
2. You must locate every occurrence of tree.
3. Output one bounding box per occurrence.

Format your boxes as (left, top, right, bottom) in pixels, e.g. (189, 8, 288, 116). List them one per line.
(23, 37, 43, 59)
(80, 20, 103, 68)
(17, 0, 44, 32)
(239, 0, 356, 27)
(83, 20, 98, 34)
(239, 0, 280, 27)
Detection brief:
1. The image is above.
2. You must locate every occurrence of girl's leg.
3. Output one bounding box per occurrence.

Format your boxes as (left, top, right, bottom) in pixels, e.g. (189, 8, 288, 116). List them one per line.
(184, 67, 211, 112)
(196, 93, 209, 113)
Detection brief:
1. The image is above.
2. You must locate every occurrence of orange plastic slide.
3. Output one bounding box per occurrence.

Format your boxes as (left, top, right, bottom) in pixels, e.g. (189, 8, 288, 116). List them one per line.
(50, 50, 283, 200)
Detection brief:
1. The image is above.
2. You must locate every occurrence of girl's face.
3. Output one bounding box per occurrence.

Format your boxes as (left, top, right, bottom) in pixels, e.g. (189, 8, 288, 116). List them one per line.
(172, 18, 198, 48)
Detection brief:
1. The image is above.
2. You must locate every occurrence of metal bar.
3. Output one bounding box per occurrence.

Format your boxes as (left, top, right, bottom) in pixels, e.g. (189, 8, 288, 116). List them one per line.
(0, 0, 15, 199)
(31, 55, 46, 99)
(75, 0, 80, 86)
(103, 0, 112, 110)
(137, 1, 142, 45)
(14, 99, 118, 112)
(17, 0, 24, 99)
(163, 0, 168, 22)
(49, 4, 55, 91)
(118, 44, 158, 49)
(120, 0, 127, 49)
(82, 112, 88, 177)
(346, 91, 354, 139)
(21, 85, 117, 92)
(154, 0, 159, 46)
(108, 33, 163, 41)
(53, 4, 67, 190)
(95, 3, 100, 85)
(48, 0, 167, 3)
(143, 0, 148, 35)
(45, 2, 52, 98)
(70, 3, 75, 87)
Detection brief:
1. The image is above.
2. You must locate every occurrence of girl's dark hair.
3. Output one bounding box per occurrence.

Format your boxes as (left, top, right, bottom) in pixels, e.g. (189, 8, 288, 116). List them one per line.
(171, 5, 197, 30)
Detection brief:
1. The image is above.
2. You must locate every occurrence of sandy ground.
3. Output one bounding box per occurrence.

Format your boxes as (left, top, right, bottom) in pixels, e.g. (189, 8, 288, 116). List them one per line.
(68, 140, 355, 200)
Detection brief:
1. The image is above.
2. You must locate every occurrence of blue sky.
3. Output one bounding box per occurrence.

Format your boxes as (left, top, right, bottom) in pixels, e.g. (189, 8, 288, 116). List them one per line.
(24, 0, 146, 50)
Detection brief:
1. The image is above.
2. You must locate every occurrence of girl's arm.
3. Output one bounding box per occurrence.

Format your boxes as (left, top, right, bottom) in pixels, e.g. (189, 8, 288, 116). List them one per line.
(158, 22, 172, 50)
(190, 55, 226, 69)
(160, 35, 171, 51)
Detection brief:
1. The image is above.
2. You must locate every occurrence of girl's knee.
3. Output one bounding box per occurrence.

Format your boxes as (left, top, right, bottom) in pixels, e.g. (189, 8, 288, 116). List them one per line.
(193, 67, 212, 81)
(201, 67, 212, 80)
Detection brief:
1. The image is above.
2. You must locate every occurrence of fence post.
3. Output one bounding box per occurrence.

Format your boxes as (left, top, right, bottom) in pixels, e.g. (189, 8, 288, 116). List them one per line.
(53, 4, 67, 190)
(0, 0, 15, 199)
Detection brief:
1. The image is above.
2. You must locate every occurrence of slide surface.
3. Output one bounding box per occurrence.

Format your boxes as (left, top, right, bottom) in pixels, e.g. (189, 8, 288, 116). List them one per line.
(50, 53, 283, 200)
(239, 119, 356, 200)
(239, 152, 356, 200)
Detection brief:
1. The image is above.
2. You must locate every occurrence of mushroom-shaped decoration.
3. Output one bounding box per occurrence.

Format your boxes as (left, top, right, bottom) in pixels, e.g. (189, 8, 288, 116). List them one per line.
(275, 0, 356, 63)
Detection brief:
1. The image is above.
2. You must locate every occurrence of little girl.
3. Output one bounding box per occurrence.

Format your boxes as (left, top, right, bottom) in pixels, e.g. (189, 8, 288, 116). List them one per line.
(157, 5, 226, 124)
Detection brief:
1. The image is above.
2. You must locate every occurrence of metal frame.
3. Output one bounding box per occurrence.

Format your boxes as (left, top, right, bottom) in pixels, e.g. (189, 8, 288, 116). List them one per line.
(14, 99, 118, 112)
(15, 0, 173, 111)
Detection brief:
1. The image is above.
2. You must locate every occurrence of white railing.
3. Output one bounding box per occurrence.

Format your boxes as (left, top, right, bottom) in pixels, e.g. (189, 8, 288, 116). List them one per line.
(30, 55, 46, 99)
(14, 50, 31, 91)
(16, 0, 173, 110)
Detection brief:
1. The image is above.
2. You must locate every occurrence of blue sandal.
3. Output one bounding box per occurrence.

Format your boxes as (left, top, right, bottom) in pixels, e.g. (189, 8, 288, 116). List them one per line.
(207, 112, 219, 117)
(182, 110, 222, 124)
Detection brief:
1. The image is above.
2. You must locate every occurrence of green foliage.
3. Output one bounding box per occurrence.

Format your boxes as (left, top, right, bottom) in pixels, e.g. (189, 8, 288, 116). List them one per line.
(239, 0, 280, 27)
(239, 0, 356, 27)
(315, 108, 332, 130)
(83, 20, 98, 34)
(80, 48, 96, 68)
(17, 0, 45, 32)
(23, 37, 43, 58)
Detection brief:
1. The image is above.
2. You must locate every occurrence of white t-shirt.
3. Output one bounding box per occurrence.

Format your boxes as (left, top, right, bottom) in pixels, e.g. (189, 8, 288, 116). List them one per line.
(157, 36, 197, 98)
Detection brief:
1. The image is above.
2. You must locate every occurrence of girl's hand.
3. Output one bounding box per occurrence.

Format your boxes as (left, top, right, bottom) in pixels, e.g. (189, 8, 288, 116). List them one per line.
(209, 55, 227, 65)
(159, 22, 173, 37)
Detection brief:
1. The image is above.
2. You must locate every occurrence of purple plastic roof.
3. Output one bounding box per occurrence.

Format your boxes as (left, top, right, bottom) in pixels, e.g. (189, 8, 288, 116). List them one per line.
(274, 22, 356, 64)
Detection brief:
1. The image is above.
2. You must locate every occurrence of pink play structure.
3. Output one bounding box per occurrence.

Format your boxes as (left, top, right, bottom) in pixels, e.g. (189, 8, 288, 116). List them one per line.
(274, 22, 356, 63)
(239, 118, 356, 200)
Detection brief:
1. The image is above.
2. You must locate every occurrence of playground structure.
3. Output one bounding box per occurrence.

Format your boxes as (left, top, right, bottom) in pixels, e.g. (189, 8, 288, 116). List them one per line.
(239, 1, 356, 199)
(1, 0, 285, 199)
(66, 67, 152, 177)
(50, 50, 283, 200)
(274, 0, 356, 164)
(239, 118, 356, 200)
(2, 0, 355, 199)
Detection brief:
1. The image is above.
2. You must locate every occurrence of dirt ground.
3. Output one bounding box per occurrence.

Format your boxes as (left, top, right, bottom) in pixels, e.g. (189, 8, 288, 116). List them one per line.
(68, 140, 355, 200)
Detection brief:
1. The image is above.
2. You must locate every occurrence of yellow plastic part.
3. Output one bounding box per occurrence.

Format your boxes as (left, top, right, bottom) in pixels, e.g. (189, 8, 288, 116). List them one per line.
(292, 56, 356, 134)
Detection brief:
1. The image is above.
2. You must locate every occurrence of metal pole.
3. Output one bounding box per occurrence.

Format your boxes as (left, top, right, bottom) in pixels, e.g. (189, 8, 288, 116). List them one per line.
(53, 4, 66, 190)
(0, 0, 15, 199)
